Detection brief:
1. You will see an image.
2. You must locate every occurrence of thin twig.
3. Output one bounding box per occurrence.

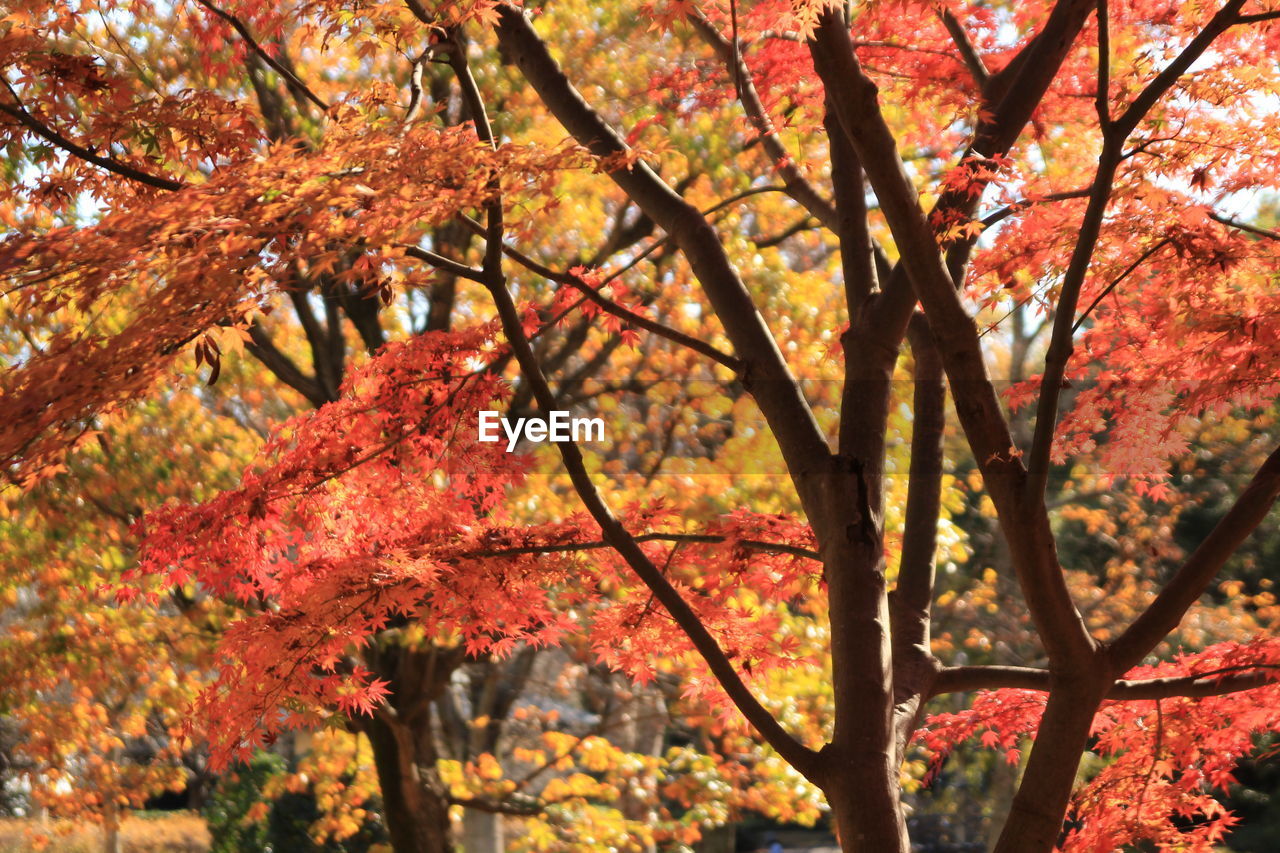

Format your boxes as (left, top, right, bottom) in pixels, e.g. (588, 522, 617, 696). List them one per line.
(463, 532, 820, 561)
(1210, 210, 1280, 241)
(1072, 237, 1172, 332)
(454, 216, 741, 370)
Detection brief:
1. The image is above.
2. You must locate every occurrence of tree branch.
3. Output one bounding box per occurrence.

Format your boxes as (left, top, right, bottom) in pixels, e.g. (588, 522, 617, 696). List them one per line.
(0, 95, 183, 192)
(1110, 444, 1280, 671)
(891, 314, 946, 654)
(979, 187, 1093, 229)
(1210, 210, 1280, 241)
(932, 663, 1280, 700)
(938, 7, 990, 87)
(449, 794, 543, 816)
(854, 0, 1102, 371)
(689, 11, 840, 230)
(192, 0, 330, 113)
(1026, 0, 1247, 498)
(245, 321, 327, 407)
(403, 245, 486, 282)
(808, 9, 1096, 669)
(1095, 0, 1111, 128)
(1072, 237, 1171, 333)
(462, 532, 820, 562)
(825, 96, 877, 322)
(452, 215, 741, 370)
(1023, 143, 1121, 496)
(442, 30, 504, 276)
(481, 256, 825, 785)
(1112, 0, 1247, 138)
(1235, 10, 1280, 23)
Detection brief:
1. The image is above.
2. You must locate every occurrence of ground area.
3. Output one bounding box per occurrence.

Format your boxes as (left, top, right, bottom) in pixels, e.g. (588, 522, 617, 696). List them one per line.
(0, 813, 209, 853)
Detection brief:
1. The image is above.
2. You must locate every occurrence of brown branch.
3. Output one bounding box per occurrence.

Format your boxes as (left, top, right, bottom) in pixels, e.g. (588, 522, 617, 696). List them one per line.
(579, 184, 786, 287)
(1095, 0, 1112, 128)
(1023, 143, 1122, 496)
(403, 245, 486, 282)
(938, 7, 990, 87)
(1071, 237, 1171, 333)
(754, 216, 815, 248)
(1112, 0, 1247, 137)
(852, 0, 1102, 373)
(245, 321, 327, 407)
(442, 30, 504, 277)
(405, 48, 430, 123)
(288, 287, 340, 402)
(494, 4, 833, 523)
(825, 96, 877, 322)
(1235, 10, 1280, 23)
(482, 265, 825, 784)
(0, 94, 183, 191)
(1110, 444, 1280, 672)
(699, 183, 790, 216)
(809, 9, 1096, 669)
(980, 187, 1093, 229)
(978, 0, 1097, 154)
(448, 794, 543, 816)
(689, 11, 839, 231)
(932, 663, 1280, 700)
(453, 215, 740, 370)
(891, 314, 946, 653)
(1027, 0, 1248, 498)
(1210, 211, 1280, 241)
(463, 532, 820, 562)
(192, 0, 330, 113)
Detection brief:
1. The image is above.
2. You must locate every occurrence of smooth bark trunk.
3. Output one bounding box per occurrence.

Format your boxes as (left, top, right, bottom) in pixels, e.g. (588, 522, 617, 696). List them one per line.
(991, 680, 1106, 853)
(366, 711, 455, 853)
(825, 752, 911, 852)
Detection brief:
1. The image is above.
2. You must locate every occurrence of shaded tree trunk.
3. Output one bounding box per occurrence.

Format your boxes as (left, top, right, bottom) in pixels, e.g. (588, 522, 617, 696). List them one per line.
(362, 643, 467, 853)
(365, 713, 454, 853)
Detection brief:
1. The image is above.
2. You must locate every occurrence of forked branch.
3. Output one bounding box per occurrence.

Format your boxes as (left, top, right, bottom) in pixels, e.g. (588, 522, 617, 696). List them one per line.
(493, 3, 833, 522)
(689, 11, 840, 230)
(1026, 0, 1250, 499)
(808, 9, 1095, 668)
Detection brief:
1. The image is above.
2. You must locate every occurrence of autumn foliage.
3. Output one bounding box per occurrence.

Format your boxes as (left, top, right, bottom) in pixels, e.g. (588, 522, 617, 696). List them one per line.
(6, 0, 1280, 851)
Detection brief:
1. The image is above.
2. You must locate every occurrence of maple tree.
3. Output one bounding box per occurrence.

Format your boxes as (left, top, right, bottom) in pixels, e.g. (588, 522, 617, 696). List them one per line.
(3, 5, 822, 849)
(7, 0, 1280, 851)
(0, 356, 273, 849)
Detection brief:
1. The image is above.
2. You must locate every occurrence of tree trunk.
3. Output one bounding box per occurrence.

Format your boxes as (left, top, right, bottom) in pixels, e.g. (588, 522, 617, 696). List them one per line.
(366, 711, 455, 853)
(991, 680, 1106, 853)
(361, 643, 467, 853)
(825, 753, 911, 852)
(102, 805, 123, 853)
(460, 809, 503, 853)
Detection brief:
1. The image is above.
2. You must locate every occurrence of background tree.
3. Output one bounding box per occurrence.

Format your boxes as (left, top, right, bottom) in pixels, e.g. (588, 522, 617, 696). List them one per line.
(6, 0, 1280, 852)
